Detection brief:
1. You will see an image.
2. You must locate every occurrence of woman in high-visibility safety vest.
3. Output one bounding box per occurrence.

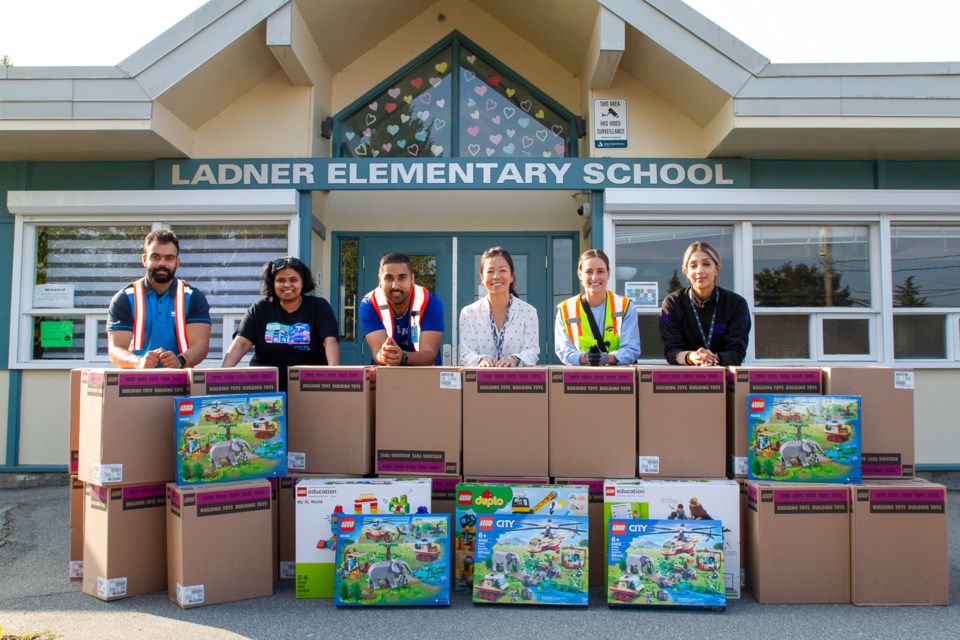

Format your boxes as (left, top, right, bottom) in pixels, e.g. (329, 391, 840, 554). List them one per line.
(554, 249, 640, 366)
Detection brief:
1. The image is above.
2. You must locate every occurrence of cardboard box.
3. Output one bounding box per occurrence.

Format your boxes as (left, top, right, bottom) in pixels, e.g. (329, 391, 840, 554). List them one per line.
(174, 392, 287, 485)
(78, 369, 189, 486)
(333, 514, 452, 606)
(637, 367, 726, 478)
(69, 369, 84, 474)
(287, 366, 375, 474)
(69, 475, 84, 580)
(553, 478, 605, 587)
(188, 367, 278, 396)
(375, 368, 462, 476)
(295, 478, 433, 598)
(430, 475, 460, 519)
(606, 518, 726, 610)
(851, 479, 948, 605)
(83, 482, 167, 600)
(747, 394, 861, 484)
(823, 367, 915, 478)
(745, 481, 850, 604)
(463, 368, 548, 476)
(167, 479, 273, 608)
(548, 367, 636, 478)
(727, 367, 822, 477)
(473, 513, 589, 606)
(603, 479, 741, 599)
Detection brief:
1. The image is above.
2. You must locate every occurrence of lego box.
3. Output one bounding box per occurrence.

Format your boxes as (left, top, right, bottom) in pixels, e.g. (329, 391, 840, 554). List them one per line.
(473, 513, 590, 606)
(747, 394, 861, 484)
(607, 519, 726, 610)
(174, 393, 287, 485)
(295, 478, 433, 598)
(333, 514, 451, 606)
(553, 478, 605, 587)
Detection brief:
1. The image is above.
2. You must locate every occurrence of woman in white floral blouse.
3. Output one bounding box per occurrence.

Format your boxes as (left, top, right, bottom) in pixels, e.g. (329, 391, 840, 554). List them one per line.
(458, 247, 540, 367)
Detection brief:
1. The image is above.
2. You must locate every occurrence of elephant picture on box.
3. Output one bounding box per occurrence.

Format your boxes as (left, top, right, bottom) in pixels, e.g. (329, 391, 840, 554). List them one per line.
(625, 553, 655, 575)
(780, 438, 825, 467)
(209, 438, 254, 468)
(491, 551, 520, 573)
(368, 559, 413, 590)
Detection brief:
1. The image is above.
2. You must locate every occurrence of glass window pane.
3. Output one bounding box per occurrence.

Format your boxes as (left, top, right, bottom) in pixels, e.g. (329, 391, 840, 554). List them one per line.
(753, 226, 871, 307)
(894, 314, 946, 359)
(891, 226, 960, 308)
(638, 314, 663, 361)
(408, 255, 437, 294)
(471, 253, 528, 302)
(339, 237, 359, 342)
(33, 316, 85, 360)
(552, 238, 574, 309)
(822, 318, 870, 355)
(755, 315, 809, 359)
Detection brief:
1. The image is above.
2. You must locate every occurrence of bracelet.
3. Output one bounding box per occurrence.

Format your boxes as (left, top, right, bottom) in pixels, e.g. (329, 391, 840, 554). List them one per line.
(400, 352, 408, 366)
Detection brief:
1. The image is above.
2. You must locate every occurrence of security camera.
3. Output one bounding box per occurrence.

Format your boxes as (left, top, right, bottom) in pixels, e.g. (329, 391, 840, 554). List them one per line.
(577, 205, 584, 216)
(577, 202, 590, 217)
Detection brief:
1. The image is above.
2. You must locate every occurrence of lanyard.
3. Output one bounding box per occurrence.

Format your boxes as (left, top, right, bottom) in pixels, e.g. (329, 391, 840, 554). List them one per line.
(687, 288, 719, 349)
(580, 294, 608, 352)
(488, 296, 514, 358)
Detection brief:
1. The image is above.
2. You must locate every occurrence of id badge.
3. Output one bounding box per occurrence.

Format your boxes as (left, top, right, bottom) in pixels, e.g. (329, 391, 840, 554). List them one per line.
(411, 324, 420, 343)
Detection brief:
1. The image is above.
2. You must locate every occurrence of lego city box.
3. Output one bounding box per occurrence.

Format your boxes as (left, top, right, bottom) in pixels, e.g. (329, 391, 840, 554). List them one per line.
(747, 394, 861, 484)
(78, 369, 189, 486)
(823, 367, 915, 478)
(462, 368, 548, 477)
(375, 367, 462, 476)
(745, 481, 851, 604)
(187, 366, 278, 396)
(69, 475, 84, 581)
(69, 368, 84, 474)
(606, 518, 726, 610)
(174, 392, 287, 485)
(851, 479, 948, 605)
(548, 367, 636, 478)
(82, 482, 167, 601)
(472, 513, 590, 606)
(287, 366, 375, 475)
(727, 367, 823, 477)
(333, 514, 452, 606)
(166, 479, 273, 608)
(602, 479, 741, 599)
(295, 477, 433, 598)
(553, 478, 605, 587)
(636, 366, 726, 479)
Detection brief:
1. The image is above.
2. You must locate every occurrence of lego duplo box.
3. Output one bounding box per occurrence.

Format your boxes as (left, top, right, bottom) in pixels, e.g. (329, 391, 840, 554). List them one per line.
(553, 478, 605, 587)
(334, 514, 452, 607)
(727, 367, 822, 477)
(187, 366, 278, 396)
(473, 513, 590, 606)
(295, 477, 433, 598)
(463, 368, 548, 477)
(69, 475, 84, 581)
(174, 392, 287, 485)
(745, 481, 850, 604)
(69, 369, 84, 474)
(823, 367, 915, 478)
(548, 367, 636, 478)
(167, 479, 273, 608)
(287, 366, 375, 475)
(851, 479, 948, 605)
(637, 367, 726, 479)
(78, 369, 189, 486)
(375, 368, 462, 476)
(606, 518, 726, 610)
(83, 482, 167, 601)
(603, 479, 741, 599)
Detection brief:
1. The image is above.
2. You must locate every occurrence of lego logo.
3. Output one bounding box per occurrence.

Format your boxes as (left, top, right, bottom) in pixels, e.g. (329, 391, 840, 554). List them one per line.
(605, 486, 616, 497)
(478, 516, 494, 531)
(611, 522, 627, 535)
(296, 487, 307, 497)
(339, 518, 356, 532)
(457, 490, 473, 507)
(178, 401, 194, 416)
(750, 398, 766, 412)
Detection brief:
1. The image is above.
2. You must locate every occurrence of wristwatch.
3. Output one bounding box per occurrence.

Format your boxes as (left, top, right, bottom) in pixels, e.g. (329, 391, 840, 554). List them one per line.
(400, 352, 408, 366)
(177, 353, 187, 368)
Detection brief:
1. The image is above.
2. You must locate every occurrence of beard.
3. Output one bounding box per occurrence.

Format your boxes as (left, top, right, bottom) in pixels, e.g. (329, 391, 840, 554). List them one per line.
(148, 265, 175, 284)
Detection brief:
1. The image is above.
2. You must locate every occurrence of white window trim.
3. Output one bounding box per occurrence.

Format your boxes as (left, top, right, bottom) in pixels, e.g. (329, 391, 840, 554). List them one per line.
(7, 189, 301, 369)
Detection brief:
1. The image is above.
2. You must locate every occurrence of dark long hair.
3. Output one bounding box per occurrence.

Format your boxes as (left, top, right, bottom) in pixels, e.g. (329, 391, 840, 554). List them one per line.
(480, 246, 518, 297)
(261, 256, 316, 298)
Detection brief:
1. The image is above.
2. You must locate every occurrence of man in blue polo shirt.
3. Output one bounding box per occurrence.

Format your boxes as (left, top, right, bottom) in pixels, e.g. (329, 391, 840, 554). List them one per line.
(107, 229, 211, 369)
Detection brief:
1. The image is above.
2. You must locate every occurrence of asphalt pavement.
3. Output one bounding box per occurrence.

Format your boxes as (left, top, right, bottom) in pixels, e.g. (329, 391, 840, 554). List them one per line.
(1, 484, 958, 640)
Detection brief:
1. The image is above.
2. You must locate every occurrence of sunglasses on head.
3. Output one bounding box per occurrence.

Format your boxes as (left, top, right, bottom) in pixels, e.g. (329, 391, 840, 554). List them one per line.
(271, 256, 303, 271)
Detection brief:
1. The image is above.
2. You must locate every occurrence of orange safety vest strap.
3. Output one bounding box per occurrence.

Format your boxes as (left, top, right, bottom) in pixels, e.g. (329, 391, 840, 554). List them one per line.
(560, 296, 583, 345)
(174, 280, 190, 354)
(130, 278, 190, 353)
(369, 285, 429, 351)
(131, 280, 146, 351)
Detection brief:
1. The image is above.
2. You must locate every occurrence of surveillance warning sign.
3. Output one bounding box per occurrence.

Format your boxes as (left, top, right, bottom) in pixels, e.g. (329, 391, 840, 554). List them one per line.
(593, 98, 628, 149)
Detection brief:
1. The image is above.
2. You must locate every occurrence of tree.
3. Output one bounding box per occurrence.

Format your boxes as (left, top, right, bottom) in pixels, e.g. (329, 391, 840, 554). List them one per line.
(894, 275, 929, 307)
(1, 55, 11, 67)
(668, 269, 682, 293)
(754, 262, 853, 306)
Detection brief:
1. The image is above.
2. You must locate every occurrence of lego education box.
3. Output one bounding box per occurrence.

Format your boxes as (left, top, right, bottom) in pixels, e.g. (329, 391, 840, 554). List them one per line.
(603, 479, 741, 599)
(473, 513, 590, 606)
(174, 392, 287, 485)
(295, 477, 433, 599)
(747, 394, 861, 484)
(333, 514, 451, 607)
(287, 366, 375, 475)
(607, 519, 726, 610)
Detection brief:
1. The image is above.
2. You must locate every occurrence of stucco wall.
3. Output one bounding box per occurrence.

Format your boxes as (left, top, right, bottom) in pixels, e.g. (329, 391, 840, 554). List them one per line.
(17, 370, 69, 466)
(914, 369, 960, 466)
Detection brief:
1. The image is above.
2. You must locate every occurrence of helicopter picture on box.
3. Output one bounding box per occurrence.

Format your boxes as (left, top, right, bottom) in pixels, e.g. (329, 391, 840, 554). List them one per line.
(747, 394, 861, 484)
(607, 519, 725, 610)
(472, 513, 589, 606)
(333, 514, 450, 607)
(174, 392, 287, 485)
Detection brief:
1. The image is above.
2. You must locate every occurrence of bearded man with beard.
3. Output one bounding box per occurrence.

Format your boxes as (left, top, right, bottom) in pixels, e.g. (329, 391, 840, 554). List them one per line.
(107, 229, 211, 369)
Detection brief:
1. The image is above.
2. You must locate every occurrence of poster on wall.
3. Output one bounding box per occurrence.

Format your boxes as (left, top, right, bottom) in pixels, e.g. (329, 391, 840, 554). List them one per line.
(593, 98, 628, 149)
(625, 282, 658, 307)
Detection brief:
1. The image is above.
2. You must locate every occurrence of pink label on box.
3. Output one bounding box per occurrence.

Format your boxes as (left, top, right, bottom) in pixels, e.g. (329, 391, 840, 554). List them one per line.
(432, 476, 460, 492)
(556, 479, 602, 496)
(748, 485, 758, 500)
(204, 370, 277, 384)
(122, 484, 166, 500)
(169, 489, 181, 508)
(299, 368, 365, 383)
(870, 489, 945, 503)
(563, 371, 634, 385)
(377, 459, 447, 474)
(118, 372, 189, 386)
(651, 370, 724, 384)
(749, 370, 821, 384)
(196, 486, 271, 506)
(476, 370, 547, 385)
(774, 489, 848, 503)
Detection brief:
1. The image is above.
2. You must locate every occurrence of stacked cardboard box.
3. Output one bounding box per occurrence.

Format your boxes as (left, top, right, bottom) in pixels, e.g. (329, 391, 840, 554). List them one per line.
(188, 367, 278, 396)
(69, 476, 84, 581)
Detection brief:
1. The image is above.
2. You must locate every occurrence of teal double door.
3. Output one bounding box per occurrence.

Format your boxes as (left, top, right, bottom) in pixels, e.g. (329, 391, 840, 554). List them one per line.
(337, 233, 576, 365)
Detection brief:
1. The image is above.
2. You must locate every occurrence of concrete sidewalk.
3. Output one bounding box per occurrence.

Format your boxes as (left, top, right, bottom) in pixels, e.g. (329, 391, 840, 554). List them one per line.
(1, 484, 957, 640)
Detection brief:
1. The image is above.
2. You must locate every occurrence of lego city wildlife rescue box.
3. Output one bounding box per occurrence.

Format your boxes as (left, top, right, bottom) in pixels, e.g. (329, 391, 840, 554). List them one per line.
(607, 519, 726, 610)
(473, 513, 590, 606)
(174, 392, 287, 485)
(454, 483, 590, 591)
(295, 477, 433, 598)
(333, 514, 451, 606)
(747, 394, 861, 484)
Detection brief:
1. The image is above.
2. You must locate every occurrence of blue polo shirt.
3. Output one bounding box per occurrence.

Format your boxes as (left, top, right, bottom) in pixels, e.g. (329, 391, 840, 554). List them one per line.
(107, 277, 211, 357)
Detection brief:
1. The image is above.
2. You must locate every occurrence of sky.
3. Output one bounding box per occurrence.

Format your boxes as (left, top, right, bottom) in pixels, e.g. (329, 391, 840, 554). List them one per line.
(2, 0, 960, 67)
